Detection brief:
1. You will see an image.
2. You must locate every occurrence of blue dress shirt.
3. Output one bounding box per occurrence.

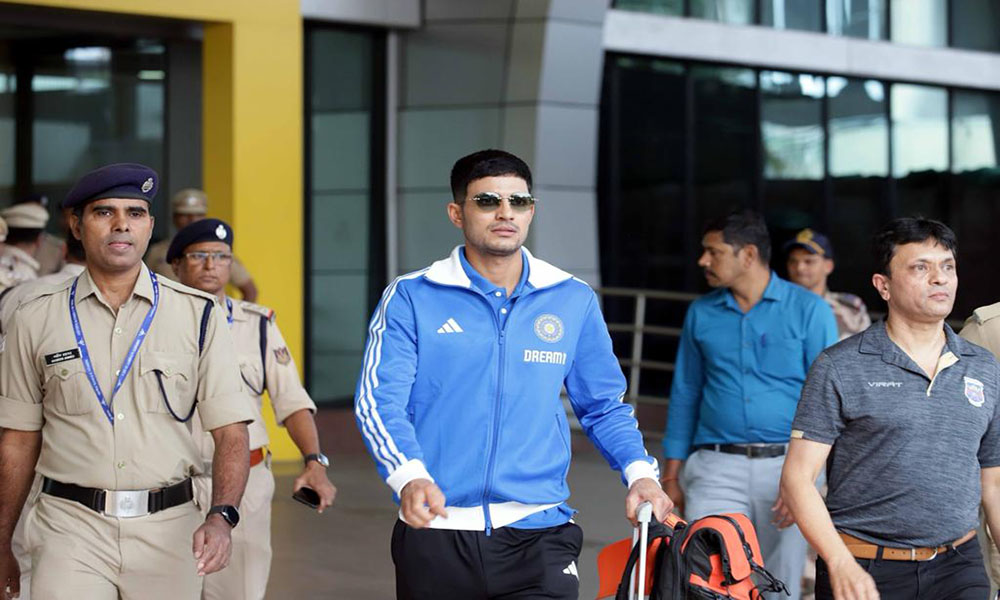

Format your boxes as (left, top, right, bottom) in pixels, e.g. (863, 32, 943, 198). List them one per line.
(663, 273, 838, 460)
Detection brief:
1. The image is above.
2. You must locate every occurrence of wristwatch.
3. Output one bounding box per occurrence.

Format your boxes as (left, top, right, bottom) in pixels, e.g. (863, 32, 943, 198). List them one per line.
(304, 452, 330, 468)
(207, 505, 240, 528)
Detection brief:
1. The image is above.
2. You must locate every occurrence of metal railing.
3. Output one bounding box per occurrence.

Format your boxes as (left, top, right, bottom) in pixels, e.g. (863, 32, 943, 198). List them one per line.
(562, 287, 698, 439)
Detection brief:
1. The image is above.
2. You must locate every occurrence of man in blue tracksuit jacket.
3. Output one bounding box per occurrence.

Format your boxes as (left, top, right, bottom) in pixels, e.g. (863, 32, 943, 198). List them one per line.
(354, 149, 672, 599)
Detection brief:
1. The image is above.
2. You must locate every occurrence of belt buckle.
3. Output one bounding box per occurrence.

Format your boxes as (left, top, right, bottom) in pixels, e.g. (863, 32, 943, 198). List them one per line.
(104, 490, 150, 518)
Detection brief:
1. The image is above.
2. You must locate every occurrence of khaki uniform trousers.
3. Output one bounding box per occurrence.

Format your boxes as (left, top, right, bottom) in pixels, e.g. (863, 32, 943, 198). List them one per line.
(194, 459, 275, 600)
(11, 475, 42, 600)
(26, 493, 202, 600)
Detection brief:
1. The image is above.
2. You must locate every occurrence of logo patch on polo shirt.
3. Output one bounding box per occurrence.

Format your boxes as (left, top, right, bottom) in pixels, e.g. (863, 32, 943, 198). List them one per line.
(964, 376, 985, 407)
(44, 349, 81, 365)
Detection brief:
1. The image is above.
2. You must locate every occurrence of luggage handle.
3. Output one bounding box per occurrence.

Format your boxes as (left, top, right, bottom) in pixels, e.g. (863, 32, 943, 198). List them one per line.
(630, 503, 654, 600)
(629, 503, 684, 600)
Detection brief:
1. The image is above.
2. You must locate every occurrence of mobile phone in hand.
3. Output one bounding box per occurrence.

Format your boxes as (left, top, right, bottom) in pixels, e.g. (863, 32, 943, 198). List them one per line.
(292, 486, 321, 509)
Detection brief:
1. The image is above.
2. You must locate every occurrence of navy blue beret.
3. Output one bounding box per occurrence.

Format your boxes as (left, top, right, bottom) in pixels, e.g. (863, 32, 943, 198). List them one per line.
(166, 218, 234, 263)
(63, 163, 159, 209)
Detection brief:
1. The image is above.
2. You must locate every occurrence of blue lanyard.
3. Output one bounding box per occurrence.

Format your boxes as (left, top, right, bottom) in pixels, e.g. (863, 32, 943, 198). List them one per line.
(225, 297, 234, 326)
(69, 271, 160, 426)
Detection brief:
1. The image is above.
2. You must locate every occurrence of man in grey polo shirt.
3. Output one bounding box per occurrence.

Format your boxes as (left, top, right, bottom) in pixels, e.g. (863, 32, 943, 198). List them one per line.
(781, 217, 1000, 600)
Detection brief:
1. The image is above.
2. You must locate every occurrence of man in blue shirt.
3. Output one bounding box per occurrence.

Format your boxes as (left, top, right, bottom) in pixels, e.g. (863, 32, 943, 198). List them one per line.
(661, 209, 837, 599)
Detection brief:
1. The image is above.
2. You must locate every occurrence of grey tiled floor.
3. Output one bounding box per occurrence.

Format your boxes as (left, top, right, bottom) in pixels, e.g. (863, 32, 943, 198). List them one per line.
(266, 445, 633, 599)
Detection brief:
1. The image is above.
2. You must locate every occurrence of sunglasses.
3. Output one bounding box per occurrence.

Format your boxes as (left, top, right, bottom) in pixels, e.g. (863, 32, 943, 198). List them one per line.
(466, 192, 537, 211)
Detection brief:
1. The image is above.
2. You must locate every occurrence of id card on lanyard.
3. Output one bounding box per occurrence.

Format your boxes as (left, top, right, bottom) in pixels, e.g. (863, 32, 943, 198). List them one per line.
(69, 271, 160, 426)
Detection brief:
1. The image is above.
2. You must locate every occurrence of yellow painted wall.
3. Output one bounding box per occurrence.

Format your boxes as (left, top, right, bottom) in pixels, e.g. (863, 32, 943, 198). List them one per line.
(9, 0, 305, 460)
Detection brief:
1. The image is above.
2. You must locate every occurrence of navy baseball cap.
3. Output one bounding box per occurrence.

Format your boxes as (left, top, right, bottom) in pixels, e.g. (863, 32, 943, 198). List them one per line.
(63, 163, 159, 209)
(783, 228, 834, 259)
(166, 218, 233, 263)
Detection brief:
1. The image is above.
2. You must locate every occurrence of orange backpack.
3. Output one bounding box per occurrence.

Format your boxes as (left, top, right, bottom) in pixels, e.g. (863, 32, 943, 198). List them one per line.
(598, 513, 788, 599)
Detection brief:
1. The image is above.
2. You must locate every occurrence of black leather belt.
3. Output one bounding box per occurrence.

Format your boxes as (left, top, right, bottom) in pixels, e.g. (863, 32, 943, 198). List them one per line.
(694, 443, 786, 458)
(41, 477, 193, 518)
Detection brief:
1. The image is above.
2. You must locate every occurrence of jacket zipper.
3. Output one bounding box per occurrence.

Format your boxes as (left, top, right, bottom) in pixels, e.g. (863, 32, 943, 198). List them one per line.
(481, 296, 511, 536)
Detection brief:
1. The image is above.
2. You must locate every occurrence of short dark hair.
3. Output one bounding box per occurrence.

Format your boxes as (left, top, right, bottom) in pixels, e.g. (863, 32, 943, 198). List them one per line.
(5, 228, 43, 246)
(703, 208, 771, 264)
(450, 149, 532, 202)
(872, 217, 958, 276)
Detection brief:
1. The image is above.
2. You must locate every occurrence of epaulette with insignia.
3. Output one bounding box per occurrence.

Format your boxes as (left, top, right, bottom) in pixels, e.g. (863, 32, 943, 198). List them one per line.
(971, 302, 1000, 325)
(239, 300, 276, 323)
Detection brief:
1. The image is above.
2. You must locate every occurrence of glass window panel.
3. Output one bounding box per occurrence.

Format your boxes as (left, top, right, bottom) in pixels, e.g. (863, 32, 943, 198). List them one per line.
(760, 0, 822, 32)
(950, 0, 1000, 52)
(690, 0, 755, 24)
(761, 71, 824, 180)
(828, 77, 888, 177)
(31, 42, 164, 204)
(892, 83, 948, 223)
(692, 65, 756, 219)
(307, 27, 377, 404)
(0, 57, 14, 198)
(890, 0, 947, 47)
(891, 83, 947, 177)
(761, 71, 825, 252)
(598, 56, 688, 291)
(953, 90, 1000, 173)
(826, 0, 887, 39)
(950, 90, 1000, 317)
(613, 0, 684, 15)
(828, 176, 888, 310)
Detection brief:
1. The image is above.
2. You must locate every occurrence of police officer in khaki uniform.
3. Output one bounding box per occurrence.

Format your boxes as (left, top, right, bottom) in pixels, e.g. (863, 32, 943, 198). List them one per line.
(0, 203, 48, 286)
(4, 195, 65, 277)
(146, 189, 258, 301)
(0, 163, 255, 600)
(1, 237, 85, 600)
(784, 228, 871, 340)
(960, 303, 1000, 589)
(168, 218, 336, 600)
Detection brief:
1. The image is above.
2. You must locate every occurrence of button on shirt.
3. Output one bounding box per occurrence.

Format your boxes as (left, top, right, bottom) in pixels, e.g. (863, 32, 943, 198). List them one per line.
(664, 273, 837, 459)
(459, 249, 528, 327)
(791, 321, 1000, 547)
(0, 265, 253, 491)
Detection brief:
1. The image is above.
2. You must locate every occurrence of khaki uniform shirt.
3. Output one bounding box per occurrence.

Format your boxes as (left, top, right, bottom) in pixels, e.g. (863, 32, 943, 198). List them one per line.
(0, 263, 253, 491)
(0, 263, 85, 332)
(0, 245, 40, 285)
(824, 290, 871, 341)
(195, 298, 315, 460)
(961, 302, 1000, 357)
(36, 232, 66, 276)
(146, 237, 253, 287)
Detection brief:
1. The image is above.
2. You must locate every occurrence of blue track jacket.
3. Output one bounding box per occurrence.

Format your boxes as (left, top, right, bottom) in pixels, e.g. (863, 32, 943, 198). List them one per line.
(355, 246, 657, 532)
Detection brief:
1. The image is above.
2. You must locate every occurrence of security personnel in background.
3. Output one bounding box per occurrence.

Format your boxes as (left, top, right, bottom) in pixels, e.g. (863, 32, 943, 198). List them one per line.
(10, 194, 66, 277)
(0, 203, 48, 285)
(168, 218, 336, 600)
(785, 228, 871, 341)
(0, 217, 13, 294)
(2, 236, 86, 600)
(959, 303, 1000, 589)
(146, 189, 258, 301)
(0, 163, 255, 600)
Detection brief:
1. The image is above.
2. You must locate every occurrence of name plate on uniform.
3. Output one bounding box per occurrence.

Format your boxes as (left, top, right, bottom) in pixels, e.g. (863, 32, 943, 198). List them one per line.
(44, 349, 81, 366)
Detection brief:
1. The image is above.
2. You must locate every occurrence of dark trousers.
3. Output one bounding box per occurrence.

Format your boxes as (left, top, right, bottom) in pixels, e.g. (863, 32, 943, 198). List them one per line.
(391, 519, 583, 600)
(815, 539, 991, 600)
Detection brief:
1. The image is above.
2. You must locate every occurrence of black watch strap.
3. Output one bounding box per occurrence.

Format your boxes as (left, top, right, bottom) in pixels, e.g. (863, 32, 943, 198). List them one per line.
(304, 452, 329, 468)
(208, 504, 240, 528)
